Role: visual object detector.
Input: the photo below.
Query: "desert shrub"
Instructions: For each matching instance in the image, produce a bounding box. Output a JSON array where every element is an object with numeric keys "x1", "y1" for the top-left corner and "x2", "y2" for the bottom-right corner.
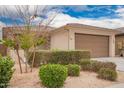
[
  {"x1": 90, "y1": 60, "x2": 102, "y2": 72},
  {"x1": 90, "y1": 61, "x2": 116, "y2": 72},
  {"x1": 39, "y1": 64, "x2": 68, "y2": 88},
  {"x1": 98, "y1": 68, "x2": 117, "y2": 81},
  {"x1": 102, "y1": 62, "x2": 116, "y2": 71},
  {"x1": 66, "y1": 64, "x2": 80, "y2": 76},
  {"x1": 29, "y1": 50, "x2": 90, "y2": 67},
  {"x1": 80, "y1": 59, "x2": 91, "y2": 71},
  {"x1": 0, "y1": 56, "x2": 14, "y2": 88}
]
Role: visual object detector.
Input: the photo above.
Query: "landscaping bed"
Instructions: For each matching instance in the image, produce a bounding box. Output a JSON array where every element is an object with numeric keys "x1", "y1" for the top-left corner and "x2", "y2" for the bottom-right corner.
[
  {"x1": 7, "y1": 50, "x2": 124, "y2": 88},
  {"x1": 9, "y1": 62, "x2": 124, "y2": 88}
]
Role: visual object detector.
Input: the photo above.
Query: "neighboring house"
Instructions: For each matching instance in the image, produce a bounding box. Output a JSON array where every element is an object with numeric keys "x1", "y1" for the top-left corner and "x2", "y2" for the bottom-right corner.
[
  {"x1": 2, "y1": 26, "x2": 55, "y2": 50},
  {"x1": 1, "y1": 23, "x2": 124, "y2": 58},
  {"x1": 0, "y1": 26, "x2": 54, "y2": 56}
]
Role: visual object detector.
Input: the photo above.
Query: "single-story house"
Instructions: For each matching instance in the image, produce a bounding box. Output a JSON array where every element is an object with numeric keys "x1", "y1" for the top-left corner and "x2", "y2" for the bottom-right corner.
[
  {"x1": 51, "y1": 23, "x2": 121, "y2": 57},
  {"x1": 1, "y1": 23, "x2": 124, "y2": 58}
]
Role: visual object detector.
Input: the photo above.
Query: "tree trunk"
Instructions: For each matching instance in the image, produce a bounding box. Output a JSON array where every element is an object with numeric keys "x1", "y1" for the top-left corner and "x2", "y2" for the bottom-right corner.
[
  {"x1": 30, "y1": 47, "x2": 36, "y2": 72},
  {"x1": 16, "y1": 49, "x2": 23, "y2": 74},
  {"x1": 24, "y1": 50, "x2": 29, "y2": 73},
  {"x1": 25, "y1": 62, "x2": 28, "y2": 73}
]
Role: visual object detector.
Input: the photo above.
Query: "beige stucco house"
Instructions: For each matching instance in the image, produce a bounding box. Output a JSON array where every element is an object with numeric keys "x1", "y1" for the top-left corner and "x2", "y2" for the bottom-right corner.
[
  {"x1": 1, "y1": 23, "x2": 124, "y2": 58},
  {"x1": 51, "y1": 23, "x2": 121, "y2": 57}
]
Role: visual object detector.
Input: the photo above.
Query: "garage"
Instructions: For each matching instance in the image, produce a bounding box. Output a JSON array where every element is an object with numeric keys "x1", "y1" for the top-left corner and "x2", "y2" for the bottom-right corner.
[{"x1": 75, "y1": 33, "x2": 109, "y2": 57}]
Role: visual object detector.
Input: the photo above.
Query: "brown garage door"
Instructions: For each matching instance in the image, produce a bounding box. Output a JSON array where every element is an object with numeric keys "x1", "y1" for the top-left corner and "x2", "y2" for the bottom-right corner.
[{"x1": 75, "y1": 33, "x2": 109, "y2": 57}]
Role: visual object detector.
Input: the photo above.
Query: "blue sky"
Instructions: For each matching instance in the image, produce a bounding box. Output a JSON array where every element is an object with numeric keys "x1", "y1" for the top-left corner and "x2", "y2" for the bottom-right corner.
[
  {"x1": 1, "y1": 5, "x2": 124, "y2": 29},
  {"x1": 62, "y1": 5, "x2": 119, "y2": 18}
]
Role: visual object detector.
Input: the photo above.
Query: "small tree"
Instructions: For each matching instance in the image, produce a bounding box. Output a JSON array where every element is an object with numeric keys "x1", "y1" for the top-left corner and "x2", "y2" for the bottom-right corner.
[
  {"x1": 18, "y1": 30, "x2": 46, "y2": 72},
  {"x1": 18, "y1": 32, "x2": 34, "y2": 72}
]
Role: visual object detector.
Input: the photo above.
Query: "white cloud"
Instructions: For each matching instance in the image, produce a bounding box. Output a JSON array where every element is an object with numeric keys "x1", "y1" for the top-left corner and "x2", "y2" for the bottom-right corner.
[
  {"x1": 1, "y1": 5, "x2": 124, "y2": 29},
  {"x1": 45, "y1": 12, "x2": 124, "y2": 29},
  {"x1": 116, "y1": 7, "x2": 124, "y2": 18},
  {"x1": 116, "y1": 8, "x2": 124, "y2": 13},
  {"x1": 0, "y1": 21, "x2": 5, "y2": 28},
  {"x1": 0, "y1": 5, "x2": 57, "y2": 18}
]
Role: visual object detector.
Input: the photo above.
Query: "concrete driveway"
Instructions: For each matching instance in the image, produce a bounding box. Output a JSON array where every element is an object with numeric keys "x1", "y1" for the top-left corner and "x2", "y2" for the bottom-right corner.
[{"x1": 92, "y1": 57, "x2": 124, "y2": 71}]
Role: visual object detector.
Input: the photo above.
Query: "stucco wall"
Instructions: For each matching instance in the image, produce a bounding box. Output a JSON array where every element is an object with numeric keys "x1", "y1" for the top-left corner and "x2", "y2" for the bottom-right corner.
[{"x1": 51, "y1": 30, "x2": 69, "y2": 50}]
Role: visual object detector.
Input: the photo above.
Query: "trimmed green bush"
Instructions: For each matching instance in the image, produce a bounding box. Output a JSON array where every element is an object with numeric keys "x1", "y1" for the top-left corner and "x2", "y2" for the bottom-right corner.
[
  {"x1": 0, "y1": 56, "x2": 14, "y2": 88},
  {"x1": 80, "y1": 59, "x2": 91, "y2": 71},
  {"x1": 29, "y1": 50, "x2": 90, "y2": 67},
  {"x1": 98, "y1": 68, "x2": 117, "y2": 81},
  {"x1": 39, "y1": 64, "x2": 68, "y2": 88},
  {"x1": 90, "y1": 61, "x2": 116, "y2": 72},
  {"x1": 66, "y1": 64, "x2": 80, "y2": 76}
]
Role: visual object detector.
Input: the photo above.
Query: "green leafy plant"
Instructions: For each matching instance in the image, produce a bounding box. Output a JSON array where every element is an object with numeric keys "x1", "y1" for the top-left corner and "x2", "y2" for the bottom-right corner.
[
  {"x1": 98, "y1": 68, "x2": 117, "y2": 81},
  {"x1": 80, "y1": 59, "x2": 91, "y2": 71},
  {"x1": 0, "y1": 55, "x2": 14, "y2": 88},
  {"x1": 18, "y1": 33, "x2": 34, "y2": 50},
  {"x1": 66, "y1": 64, "x2": 80, "y2": 76},
  {"x1": 39, "y1": 64, "x2": 68, "y2": 88},
  {"x1": 0, "y1": 39, "x2": 15, "y2": 48},
  {"x1": 36, "y1": 37, "x2": 46, "y2": 46}
]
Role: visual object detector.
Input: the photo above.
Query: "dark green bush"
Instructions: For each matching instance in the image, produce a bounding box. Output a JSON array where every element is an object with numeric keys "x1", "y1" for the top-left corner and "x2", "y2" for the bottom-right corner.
[
  {"x1": 90, "y1": 61, "x2": 116, "y2": 72},
  {"x1": 29, "y1": 50, "x2": 90, "y2": 67},
  {"x1": 0, "y1": 56, "x2": 14, "y2": 88},
  {"x1": 80, "y1": 59, "x2": 91, "y2": 71},
  {"x1": 66, "y1": 64, "x2": 80, "y2": 76},
  {"x1": 90, "y1": 60, "x2": 102, "y2": 72},
  {"x1": 39, "y1": 64, "x2": 68, "y2": 88},
  {"x1": 98, "y1": 68, "x2": 117, "y2": 81}
]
